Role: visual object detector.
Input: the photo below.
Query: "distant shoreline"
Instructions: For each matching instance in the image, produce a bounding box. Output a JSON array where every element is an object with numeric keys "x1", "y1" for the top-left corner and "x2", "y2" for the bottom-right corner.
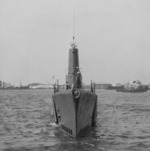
[{"x1": 0, "y1": 88, "x2": 53, "y2": 90}]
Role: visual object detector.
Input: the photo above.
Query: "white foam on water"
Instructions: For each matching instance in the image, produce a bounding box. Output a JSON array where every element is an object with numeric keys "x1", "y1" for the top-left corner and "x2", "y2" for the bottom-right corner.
[{"x1": 49, "y1": 122, "x2": 58, "y2": 127}]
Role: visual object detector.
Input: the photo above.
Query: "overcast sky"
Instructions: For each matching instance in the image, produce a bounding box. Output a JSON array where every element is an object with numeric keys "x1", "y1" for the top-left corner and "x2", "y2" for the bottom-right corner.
[{"x1": 0, "y1": 0, "x2": 150, "y2": 85}]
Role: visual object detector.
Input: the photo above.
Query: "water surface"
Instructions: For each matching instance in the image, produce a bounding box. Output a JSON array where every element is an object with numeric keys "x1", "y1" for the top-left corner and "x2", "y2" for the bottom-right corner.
[{"x1": 0, "y1": 89, "x2": 150, "y2": 151}]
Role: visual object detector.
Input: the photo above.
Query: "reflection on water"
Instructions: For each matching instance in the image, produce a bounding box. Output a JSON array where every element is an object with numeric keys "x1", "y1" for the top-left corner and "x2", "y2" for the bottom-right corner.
[{"x1": 1, "y1": 89, "x2": 150, "y2": 151}]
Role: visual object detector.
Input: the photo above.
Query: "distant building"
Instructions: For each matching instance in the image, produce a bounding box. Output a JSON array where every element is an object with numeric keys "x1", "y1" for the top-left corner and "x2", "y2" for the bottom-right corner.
[
  {"x1": 1, "y1": 82, "x2": 12, "y2": 88},
  {"x1": 28, "y1": 83, "x2": 53, "y2": 89},
  {"x1": 95, "y1": 83, "x2": 112, "y2": 89},
  {"x1": 115, "y1": 83, "x2": 122, "y2": 87},
  {"x1": 83, "y1": 85, "x2": 91, "y2": 89}
]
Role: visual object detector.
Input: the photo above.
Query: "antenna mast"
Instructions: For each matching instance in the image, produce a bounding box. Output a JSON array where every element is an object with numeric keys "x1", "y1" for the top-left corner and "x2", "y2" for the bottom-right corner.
[{"x1": 73, "y1": 7, "x2": 75, "y2": 44}]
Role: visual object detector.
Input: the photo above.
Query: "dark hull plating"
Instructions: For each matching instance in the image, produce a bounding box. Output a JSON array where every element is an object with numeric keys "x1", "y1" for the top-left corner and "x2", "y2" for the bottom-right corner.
[{"x1": 52, "y1": 90, "x2": 97, "y2": 138}]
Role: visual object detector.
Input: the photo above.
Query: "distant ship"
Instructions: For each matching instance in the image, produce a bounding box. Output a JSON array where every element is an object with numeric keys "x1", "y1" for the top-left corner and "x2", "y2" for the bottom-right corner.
[
  {"x1": 52, "y1": 38, "x2": 97, "y2": 138},
  {"x1": 116, "y1": 80, "x2": 148, "y2": 93}
]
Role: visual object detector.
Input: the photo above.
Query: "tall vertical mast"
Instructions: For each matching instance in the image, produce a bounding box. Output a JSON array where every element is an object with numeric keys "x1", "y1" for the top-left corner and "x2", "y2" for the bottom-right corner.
[{"x1": 65, "y1": 5, "x2": 82, "y2": 89}]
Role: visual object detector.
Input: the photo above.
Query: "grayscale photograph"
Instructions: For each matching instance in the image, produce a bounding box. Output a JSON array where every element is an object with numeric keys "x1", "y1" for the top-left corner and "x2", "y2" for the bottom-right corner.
[{"x1": 0, "y1": 0, "x2": 150, "y2": 151}]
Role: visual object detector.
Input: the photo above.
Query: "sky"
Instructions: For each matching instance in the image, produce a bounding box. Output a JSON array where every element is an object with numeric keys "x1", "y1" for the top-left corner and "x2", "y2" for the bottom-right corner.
[{"x1": 0, "y1": 0, "x2": 150, "y2": 85}]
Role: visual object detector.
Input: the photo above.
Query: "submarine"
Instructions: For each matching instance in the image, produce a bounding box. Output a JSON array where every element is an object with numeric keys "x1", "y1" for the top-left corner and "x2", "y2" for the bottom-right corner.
[{"x1": 52, "y1": 37, "x2": 97, "y2": 138}]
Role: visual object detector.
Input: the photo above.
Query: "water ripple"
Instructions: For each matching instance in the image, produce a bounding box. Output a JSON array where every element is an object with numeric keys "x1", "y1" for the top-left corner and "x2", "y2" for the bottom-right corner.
[{"x1": 1, "y1": 89, "x2": 150, "y2": 151}]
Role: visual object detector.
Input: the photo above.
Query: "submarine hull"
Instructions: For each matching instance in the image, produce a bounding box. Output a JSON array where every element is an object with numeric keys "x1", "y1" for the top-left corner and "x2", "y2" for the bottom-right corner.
[{"x1": 52, "y1": 89, "x2": 97, "y2": 138}]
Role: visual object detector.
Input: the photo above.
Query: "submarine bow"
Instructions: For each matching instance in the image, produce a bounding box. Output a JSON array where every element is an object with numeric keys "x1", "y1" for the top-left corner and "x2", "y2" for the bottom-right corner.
[{"x1": 52, "y1": 40, "x2": 97, "y2": 138}]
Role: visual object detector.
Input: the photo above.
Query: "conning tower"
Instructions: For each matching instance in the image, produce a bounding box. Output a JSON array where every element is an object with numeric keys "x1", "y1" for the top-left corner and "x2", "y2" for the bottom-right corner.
[{"x1": 66, "y1": 37, "x2": 82, "y2": 89}]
